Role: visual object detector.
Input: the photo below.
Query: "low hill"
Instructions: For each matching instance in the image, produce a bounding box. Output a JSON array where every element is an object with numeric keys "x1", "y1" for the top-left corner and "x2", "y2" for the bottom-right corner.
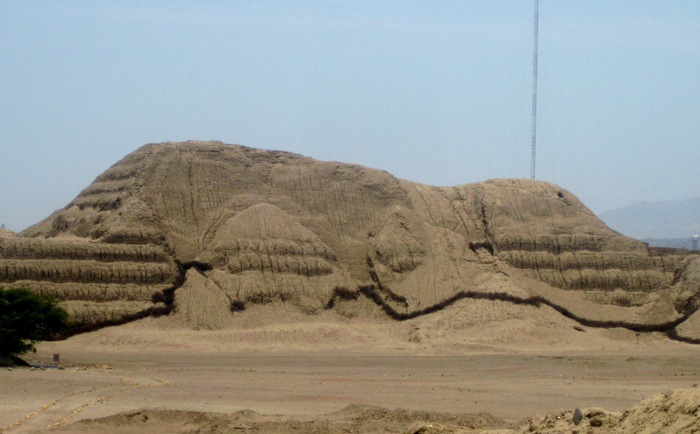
[
  {"x1": 600, "y1": 197, "x2": 700, "y2": 239},
  {"x1": 643, "y1": 237, "x2": 699, "y2": 250},
  {"x1": 1, "y1": 141, "x2": 699, "y2": 345}
]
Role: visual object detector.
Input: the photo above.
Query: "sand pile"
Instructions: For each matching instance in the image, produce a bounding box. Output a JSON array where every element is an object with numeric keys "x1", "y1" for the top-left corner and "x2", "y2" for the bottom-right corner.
[
  {"x1": 52, "y1": 406, "x2": 509, "y2": 434},
  {"x1": 1, "y1": 141, "x2": 698, "y2": 343},
  {"x1": 520, "y1": 384, "x2": 700, "y2": 433},
  {"x1": 46, "y1": 385, "x2": 700, "y2": 434}
]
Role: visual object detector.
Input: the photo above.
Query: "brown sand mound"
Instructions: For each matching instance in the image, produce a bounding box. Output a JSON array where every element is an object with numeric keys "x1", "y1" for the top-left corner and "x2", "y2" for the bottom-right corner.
[
  {"x1": 44, "y1": 385, "x2": 700, "y2": 434},
  {"x1": 49, "y1": 405, "x2": 509, "y2": 434},
  {"x1": 520, "y1": 384, "x2": 700, "y2": 433},
  {"x1": 1, "y1": 141, "x2": 698, "y2": 344}
]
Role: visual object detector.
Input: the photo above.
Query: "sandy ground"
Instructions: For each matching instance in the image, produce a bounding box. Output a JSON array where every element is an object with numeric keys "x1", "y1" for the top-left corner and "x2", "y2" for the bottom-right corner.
[{"x1": 2, "y1": 338, "x2": 700, "y2": 433}]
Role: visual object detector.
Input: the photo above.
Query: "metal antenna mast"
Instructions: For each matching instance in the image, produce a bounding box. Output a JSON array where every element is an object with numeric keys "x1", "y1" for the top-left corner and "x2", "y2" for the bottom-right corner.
[{"x1": 530, "y1": 0, "x2": 539, "y2": 179}]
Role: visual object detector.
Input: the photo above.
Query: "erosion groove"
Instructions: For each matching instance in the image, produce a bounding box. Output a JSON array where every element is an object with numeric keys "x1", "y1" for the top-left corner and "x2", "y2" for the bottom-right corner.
[
  {"x1": 352, "y1": 283, "x2": 700, "y2": 344},
  {"x1": 324, "y1": 287, "x2": 361, "y2": 309},
  {"x1": 366, "y1": 257, "x2": 408, "y2": 306},
  {"x1": 357, "y1": 284, "x2": 540, "y2": 320},
  {"x1": 468, "y1": 240, "x2": 494, "y2": 255}
]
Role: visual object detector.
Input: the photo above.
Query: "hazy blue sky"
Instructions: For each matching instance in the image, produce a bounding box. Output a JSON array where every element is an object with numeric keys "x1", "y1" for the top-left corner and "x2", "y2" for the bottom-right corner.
[{"x1": 1, "y1": 1, "x2": 699, "y2": 231}]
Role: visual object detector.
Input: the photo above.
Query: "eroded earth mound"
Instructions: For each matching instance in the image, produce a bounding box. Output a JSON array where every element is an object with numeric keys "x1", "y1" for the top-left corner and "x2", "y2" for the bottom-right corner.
[{"x1": 1, "y1": 141, "x2": 699, "y2": 341}]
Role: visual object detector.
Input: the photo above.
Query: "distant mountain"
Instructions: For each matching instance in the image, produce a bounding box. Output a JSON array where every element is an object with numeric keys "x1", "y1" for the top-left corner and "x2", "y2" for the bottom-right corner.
[
  {"x1": 599, "y1": 197, "x2": 700, "y2": 240},
  {"x1": 642, "y1": 237, "x2": 699, "y2": 250}
]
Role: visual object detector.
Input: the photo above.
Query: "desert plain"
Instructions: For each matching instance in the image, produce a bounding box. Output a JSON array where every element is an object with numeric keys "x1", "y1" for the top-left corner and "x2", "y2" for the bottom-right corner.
[{"x1": 2, "y1": 308, "x2": 700, "y2": 433}]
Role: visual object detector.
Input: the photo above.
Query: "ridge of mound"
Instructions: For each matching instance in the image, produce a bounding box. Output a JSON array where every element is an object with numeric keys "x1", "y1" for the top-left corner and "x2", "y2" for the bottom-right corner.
[{"x1": 1, "y1": 141, "x2": 699, "y2": 344}]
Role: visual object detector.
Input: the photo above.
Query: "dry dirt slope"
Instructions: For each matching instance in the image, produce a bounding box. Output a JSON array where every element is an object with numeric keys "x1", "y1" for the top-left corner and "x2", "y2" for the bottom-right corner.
[{"x1": 1, "y1": 141, "x2": 699, "y2": 342}]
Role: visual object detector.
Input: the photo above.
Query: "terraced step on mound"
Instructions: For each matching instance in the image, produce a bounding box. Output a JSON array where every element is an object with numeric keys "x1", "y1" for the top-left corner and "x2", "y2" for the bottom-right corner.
[{"x1": 0, "y1": 238, "x2": 178, "y2": 326}]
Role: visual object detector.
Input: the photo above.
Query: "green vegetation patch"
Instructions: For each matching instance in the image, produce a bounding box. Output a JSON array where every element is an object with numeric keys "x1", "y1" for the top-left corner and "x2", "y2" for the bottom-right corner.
[{"x1": 0, "y1": 288, "x2": 68, "y2": 358}]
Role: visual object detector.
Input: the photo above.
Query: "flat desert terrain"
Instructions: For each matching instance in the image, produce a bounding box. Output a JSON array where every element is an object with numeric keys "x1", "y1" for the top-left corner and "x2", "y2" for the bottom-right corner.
[{"x1": 3, "y1": 316, "x2": 700, "y2": 434}]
